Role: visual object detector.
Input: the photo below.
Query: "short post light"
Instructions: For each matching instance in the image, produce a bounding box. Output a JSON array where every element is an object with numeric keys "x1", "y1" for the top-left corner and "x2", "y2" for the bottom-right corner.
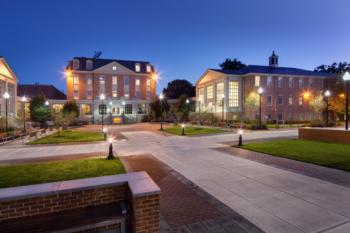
[
  {"x1": 21, "y1": 96, "x2": 27, "y2": 133},
  {"x1": 100, "y1": 94, "x2": 105, "y2": 130},
  {"x1": 324, "y1": 90, "x2": 331, "y2": 127},
  {"x1": 343, "y1": 71, "x2": 350, "y2": 130},
  {"x1": 181, "y1": 123, "x2": 185, "y2": 135},
  {"x1": 238, "y1": 129, "x2": 243, "y2": 146},
  {"x1": 45, "y1": 100, "x2": 49, "y2": 106},
  {"x1": 122, "y1": 101, "x2": 126, "y2": 124},
  {"x1": 257, "y1": 87, "x2": 264, "y2": 128},
  {"x1": 159, "y1": 94, "x2": 164, "y2": 130},
  {"x1": 3, "y1": 92, "x2": 10, "y2": 132},
  {"x1": 102, "y1": 127, "x2": 108, "y2": 140},
  {"x1": 107, "y1": 137, "x2": 115, "y2": 160}
]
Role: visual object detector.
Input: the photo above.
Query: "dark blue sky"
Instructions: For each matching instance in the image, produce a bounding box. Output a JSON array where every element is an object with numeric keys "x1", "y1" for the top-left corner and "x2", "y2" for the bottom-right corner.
[{"x1": 1, "y1": 0, "x2": 350, "y2": 93}]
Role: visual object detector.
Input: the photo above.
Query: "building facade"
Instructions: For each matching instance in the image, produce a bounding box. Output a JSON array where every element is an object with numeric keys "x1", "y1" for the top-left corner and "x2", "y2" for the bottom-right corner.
[
  {"x1": 66, "y1": 57, "x2": 157, "y2": 123},
  {"x1": 196, "y1": 52, "x2": 331, "y2": 123},
  {"x1": 0, "y1": 57, "x2": 17, "y2": 117}
]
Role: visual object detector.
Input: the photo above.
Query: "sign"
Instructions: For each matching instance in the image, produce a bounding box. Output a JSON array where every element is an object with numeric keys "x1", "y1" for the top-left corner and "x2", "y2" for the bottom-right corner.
[
  {"x1": 99, "y1": 104, "x2": 107, "y2": 115},
  {"x1": 113, "y1": 117, "x2": 122, "y2": 124}
]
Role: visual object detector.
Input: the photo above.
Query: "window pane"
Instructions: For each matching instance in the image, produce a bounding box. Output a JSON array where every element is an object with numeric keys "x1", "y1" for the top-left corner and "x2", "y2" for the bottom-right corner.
[{"x1": 229, "y1": 81, "x2": 239, "y2": 107}]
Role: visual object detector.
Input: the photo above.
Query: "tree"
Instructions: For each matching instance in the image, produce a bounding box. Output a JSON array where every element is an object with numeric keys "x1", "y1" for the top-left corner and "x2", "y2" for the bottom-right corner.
[
  {"x1": 150, "y1": 99, "x2": 170, "y2": 121},
  {"x1": 309, "y1": 92, "x2": 326, "y2": 120},
  {"x1": 51, "y1": 112, "x2": 75, "y2": 136},
  {"x1": 314, "y1": 62, "x2": 350, "y2": 74},
  {"x1": 219, "y1": 58, "x2": 246, "y2": 70},
  {"x1": 171, "y1": 95, "x2": 194, "y2": 123},
  {"x1": 163, "y1": 79, "x2": 195, "y2": 99},
  {"x1": 29, "y1": 95, "x2": 51, "y2": 125},
  {"x1": 63, "y1": 101, "x2": 80, "y2": 117},
  {"x1": 244, "y1": 92, "x2": 259, "y2": 120}
]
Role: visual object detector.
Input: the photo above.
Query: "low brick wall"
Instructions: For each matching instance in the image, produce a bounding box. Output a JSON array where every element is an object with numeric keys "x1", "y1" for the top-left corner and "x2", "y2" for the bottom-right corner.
[
  {"x1": 299, "y1": 127, "x2": 350, "y2": 144},
  {"x1": 0, "y1": 172, "x2": 160, "y2": 233}
]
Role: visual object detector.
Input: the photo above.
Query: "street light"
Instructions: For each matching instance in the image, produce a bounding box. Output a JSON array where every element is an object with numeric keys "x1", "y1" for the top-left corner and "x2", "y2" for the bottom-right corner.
[
  {"x1": 100, "y1": 94, "x2": 105, "y2": 131},
  {"x1": 3, "y1": 92, "x2": 10, "y2": 132},
  {"x1": 181, "y1": 123, "x2": 185, "y2": 135},
  {"x1": 21, "y1": 96, "x2": 27, "y2": 133},
  {"x1": 159, "y1": 94, "x2": 164, "y2": 130},
  {"x1": 45, "y1": 100, "x2": 49, "y2": 106},
  {"x1": 343, "y1": 71, "x2": 350, "y2": 130},
  {"x1": 257, "y1": 87, "x2": 264, "y2": 128},
  {"x1": 324, "y1": 90, "x2": 331, "y2": 127},
  {"x1": 238, "y1": 129, "x2": 243, "y2": 146},
  {"x1": 102, "y1": 127, "x2": 108, "y2": 140},
  {"x1": 122, "y1": 101, "x2": 126, "y2": 124},
  {"x1": 107, "y1": 136, "x2": 115, "y2": 160}
]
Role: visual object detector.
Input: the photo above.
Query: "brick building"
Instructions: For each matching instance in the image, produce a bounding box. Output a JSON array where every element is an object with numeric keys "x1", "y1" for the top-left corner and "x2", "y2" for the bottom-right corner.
[
  {"x1": 65, "y1": 57, "x2": 157, "y2": 123},
  {"x1": 196, "y1": 52, "x2": 332, "y2": 123}
]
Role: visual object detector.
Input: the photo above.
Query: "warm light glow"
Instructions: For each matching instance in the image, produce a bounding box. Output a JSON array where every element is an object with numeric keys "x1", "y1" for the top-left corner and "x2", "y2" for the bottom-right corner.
[
  {"x1": 303, "y1": 92, "x2": 311, "y2": 100},
  {"x1": 64, "y1": 69, "x2": 72, "y2": 77},
  {"x1": 343, "y1": 71, "x2": 350, "y2": 81},
  {"x1": 181, "y1": 123, "x2": 185, "y2": 128},
  {"x1": 21, "y1": 96, "x2": 27, "y2": 102},
  {"x1": 238, "y1": 129, "x2": 243, "y2": 135},
  {"x1": 108, "y1": 137, "x2": 114, "y2": 144},
  {"x1": 258, "y1": 87, "x2": 264, "y2": 94},
  {"x1": 325, "y1": 90, "x2": 331, "y2": 97},
  {"x1": 186, "y1": 99, "x2": 190, "y2": 104},
  {"x1": 159, "y1": 93, "x2": 164, "y2": 100},
  {"x1": 100, "y1": 93, "x2": 105, "y2": 100},
  {"x1": 3, "y1": 92, "x2": 9, "y2": 99},
  {"x1": 102, "y1": 128, "x2": 108, "y2": 133},
  {"x1": 152, "y1": 72, "x2": 159, "y2": 81},
  {"x1": 45, "y1": 100, "x2": 49, "y2": 106},
  {"x1": 340, "y1": 93, "x2": 345, "y2": 99}
]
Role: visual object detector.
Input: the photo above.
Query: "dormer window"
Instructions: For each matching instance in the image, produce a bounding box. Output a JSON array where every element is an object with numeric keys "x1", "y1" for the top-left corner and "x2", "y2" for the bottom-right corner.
[
  {"x1": 86, "y1": 60, "x2": 93, "y2": 70},
  {"x1": 112, "y1": 65, "x2": 117, "y2": 71},
  {"x1": 135, "y1": 63, "x2": 141, "y2": 72},
  {"x1": 146, "y1": 64, "x2": 152, "y2": 73},
  {"x1": 72, "y1": 59, "x2": 80, "y2": 70}
]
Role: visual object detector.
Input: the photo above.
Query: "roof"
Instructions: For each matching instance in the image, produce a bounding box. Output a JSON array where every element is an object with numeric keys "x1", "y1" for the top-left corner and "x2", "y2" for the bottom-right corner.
[
  {"x1": 209, "y1": 65, "x2": 332, "y2": 78},
  {"x1": 67, "y1": 57, "x2": 154, "y2": 74},
  {"x1": 17, "y1": 84, "x2": 66, "y2": 100}
]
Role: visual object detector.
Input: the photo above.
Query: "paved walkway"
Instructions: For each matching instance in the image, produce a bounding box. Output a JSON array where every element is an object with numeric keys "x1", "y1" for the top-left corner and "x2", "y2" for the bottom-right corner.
[{"x1": 114, "y1": 131, "x2": 350, "y2": 233}]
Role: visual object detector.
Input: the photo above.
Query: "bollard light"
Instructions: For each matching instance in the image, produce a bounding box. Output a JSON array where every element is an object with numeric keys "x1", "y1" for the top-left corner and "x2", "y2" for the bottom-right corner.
[
  {"x1": 181, "y1": 123, "x2": 185, "y2": 135},
  {"x1": 102, "y1": 128, "x2": 108, "y2": 140},
  {"x1": 107, "y1": 136, "x2": 115, "y2": 160},
  {"x1": 238, "y1": 129, "x2": 243, "y2": 146}
]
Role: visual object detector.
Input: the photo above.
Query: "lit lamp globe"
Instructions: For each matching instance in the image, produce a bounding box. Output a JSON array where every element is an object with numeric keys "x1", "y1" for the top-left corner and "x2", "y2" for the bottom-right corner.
[
  {"x1": 186, "y1": 99, "x2": 190, "y2": 104},
  {"x1": 21, "y1": 96, "x2": 27, "y2": 102},
  {"x1": 45, "y1": 100, "x2": 49, "y2": 106},
  {"x1": 325, "y1": 90, "x2": 331, "y2": 97},
  {"x1": 258, "y1": 87, "x2": 264, "y2": 95},
  {"x1": 159, "y1": 93, "x2": 164, "y2": 100},
  {"x1": 343, "y1": 71, "x2": 350, "y2": 81},
  {"x1": 3, "y1": 92, "x2": 10, "y2": 99},
  {"x1": 100, "y1": 93, "x2": 106, "y2": 100}
]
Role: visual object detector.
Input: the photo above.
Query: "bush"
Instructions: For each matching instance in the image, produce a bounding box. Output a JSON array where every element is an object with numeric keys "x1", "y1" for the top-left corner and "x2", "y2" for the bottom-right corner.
[
  {"x1": 189, "y1": 112, "x2": 219, "y2": 126},
  {"x1": 141, "y1": 114, "x2": 153, "y2": 122}
]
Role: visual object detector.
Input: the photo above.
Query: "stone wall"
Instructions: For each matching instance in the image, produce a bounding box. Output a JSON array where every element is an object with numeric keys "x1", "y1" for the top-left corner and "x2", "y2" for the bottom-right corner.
[{"x1": 299, "y1": 127, "x2": 350, "y2": 144}]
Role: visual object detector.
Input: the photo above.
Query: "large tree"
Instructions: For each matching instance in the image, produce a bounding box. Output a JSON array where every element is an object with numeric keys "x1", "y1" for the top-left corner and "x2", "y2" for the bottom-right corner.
[
  {"x1": 63, "y1": 101, "x2": 80, "y2": 117},
  {"x1": 219, "y1": 58, "x2": 246, "y2": 70},
  {"x1": 163, "y1": 79, "x2": 195, "y2": 99},
  {"x1": 29, "y1": 95, "x2": 51, "y2": 125}
]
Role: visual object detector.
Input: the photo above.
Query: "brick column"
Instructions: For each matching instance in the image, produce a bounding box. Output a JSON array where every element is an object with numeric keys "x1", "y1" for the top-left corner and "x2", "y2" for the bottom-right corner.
[{"x1": 133, "y1": 194, "x2": 160, "y2": 233}]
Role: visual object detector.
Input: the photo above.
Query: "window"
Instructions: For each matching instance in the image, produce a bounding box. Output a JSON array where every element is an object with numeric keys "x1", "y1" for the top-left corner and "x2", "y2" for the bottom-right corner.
[
  {"x1": 299, "y1": 96, "x2": 303, "y2": 106},
  {"x1": 299, "y1": 78, "x2": 304, "y2": 88},
  {"x1": 86, "y1": 60, "x2": 93, "y2": 70},
  {"x1": 146, "y1": 64, "x2": 152, "y2": 73},
  {"x1": 99, "y1": 76, "x2": 105, "y2": 95},
  {"x1": 277, "y1": 95, "x2": 283, "y2": 105},
  {"x1": 135, "y1": 78, "x2": 141, "y2": 97},
  {"x1": 112, "y1": 76, "x2": 118, "y2": 98},
  {"x1": 299, "y1": 112, "x2": 304, "y2": 121},
  {"x1": 135, "y1": 63, "x2": 141, "y2": 72},
  {"x1": 86, "y1": 76, "x2": 92, "y2": 99},
  {"x1": 288, "y1": 77, "x2": 293, "y2": 88},
  {"x1": 52, "y1": 104, "x2": 63, "y2": 113},
  {"x1": 198, "y1": 88, "x2": 205, "y2": 110},
  {"x1": 267, "y1": 96, "x2": 272, "y2": 106},
  {"x1": 112, "y1": 107, "x2": 120, "y2": 115},
  {"x1": 216, "y1": 82, "x2": 224, "y2": 110},
  {"x1": 125, "y1": 104, "x2": 132, "y2": 114},
  {"x1": 72, "y1": 59, "x2": 79, "y2": 69},
  {"x1": 288, "y1": 95, "x2": 293, "y2": 105},
  {"x1": 277, "y1": 77, "x2": 283, "y2": 88},
  {"x1": 228, "y1": 81, "x2": 239, "y2": 107},
  {"x1": 206, "y1": 85, "x2": 214, "y2": 112},
  {"x1": 124, "y1": 76, "x2": 129, "y2": 99},
  {"x1": 138, "y1": 104, "x2": 147, "y2": 114},
  {"x1": 146, "y1": 79, "x2": 151, "y2": 97},
  {"x1": 267, "y1": 76, "x2": 272, "y2": 87},
  {"x1": 255, "y1": 76, "x2": 260, "y2": 87},
  {"x1": 81, "y1": 104, "x2": 92, "y2": 115},
  {"x1": 206, "y1": 85, "x2": 213, "y2": 99},
  {"x1": 73, "y1": 76, "x2": 79, "y2": 100},
  {"x1": 112, "y1": 65, "x2": 117, "y2": 71}
]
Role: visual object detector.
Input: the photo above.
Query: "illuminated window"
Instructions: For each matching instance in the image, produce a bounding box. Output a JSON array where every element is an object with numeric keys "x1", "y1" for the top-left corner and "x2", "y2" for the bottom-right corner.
[
  {"x1": 267, "y1": 96, "x2": 272, "y2": 106},
  {"x1": 228, "y1": 81, "x2": 239, "y2": 107},
  {"x1": 206, "y1": 85, "x2": 214, "y2": 112},
  {"x1": 99, "y1": 76, "x2": 105, "y2": 95},
  {"x1": 138, "y1": 104, "x2": 147, "y2": 114},
  {"x1": 112, "y1": 65, "x2": 117, "y2": 71},
  {"x1": 52, "y1": 104, "x2": 63, "y2": 113},
  {"x1": 135, "y1": 63, "x2": 141, "y2": 72},
  {"x1": 73, "y1": 76, "x2": 79, "y2": 100},
  {"x1": 135, "y1": 78, "x2": 141, "y2": 97},
  {"x1": 255, "y1": 76, "x2": 260, "y2": 87},
  {"x1": 198, "y1": 88, "x2": 204, "y2": 110},
  {"x1": 288, "y1": 77, "x2": 294, "y2": 88},
  {"x1": 146, "y1": 64, "x2": 152, "y2": 73},
  {"x1": 288, "y1": 95, "x2": 293, "y2": 105},
  {"x1": 112, "y1": 76, "x2": 118, "y2": 98},
  {"x1": 81, "y1": 104, "x2": 92, "y2": 115},
  {"x1": 86, "y1": 76, "x2": 92, "y2": 99},
  {"x1": 206, "y1": 85, "x2": 213, "y2": 99},
  {"x1": 299, "y1": 96, "x2": 303, "y2": 106},
  {"x1": 86, "y1": 60, "x2": 93, "y2": 70},
  {"x1": 267, "y1": 76, "x2": 272, "y2": 87},
  {"x1": 124, "y1": 76, "x2": 129, "y2": 99},
  {"x1": 146, "y1": 79, "x2": 151, "y2": 97},
  {"x1": 216, "y1": 82, "x2": 224, "y2": 110},
  {"x1": 125, "y1": 104, "x2": 132, "y2": 114},
  {"x1": 277, "y1": 77, "x2": 283, "y2": 88}
]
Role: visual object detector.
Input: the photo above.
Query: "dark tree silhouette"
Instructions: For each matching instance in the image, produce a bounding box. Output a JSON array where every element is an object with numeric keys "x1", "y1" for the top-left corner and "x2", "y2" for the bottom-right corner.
[
  {"x1": 314, "y1": 62, "x2": 350, "y2": 74},
  {"x1": 163, "y1": 79, "x2": 195, "y2": 99},
  {"x1": 219, "y1": 58, "x2": 246, "y2": 70}
]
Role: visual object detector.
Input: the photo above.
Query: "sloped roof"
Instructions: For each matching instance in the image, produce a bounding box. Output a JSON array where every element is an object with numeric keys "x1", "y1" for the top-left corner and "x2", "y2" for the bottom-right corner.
[
  {"x1": 209, "y1": 65, "x2": 332, "y2": 78},
  {"x1": 17, "y1": 84, "x2": 66, "y2": 100},
  {"x1": 66, "y1": 57, "x2": 154, "y2": 74}
]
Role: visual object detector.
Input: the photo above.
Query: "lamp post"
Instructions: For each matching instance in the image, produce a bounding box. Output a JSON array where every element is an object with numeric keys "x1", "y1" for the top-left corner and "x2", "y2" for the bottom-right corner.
[
  {"x1": 238, "y1": 129, "x2": 243, "y2": 146},
  {"x1": 107, "y1": 137, "x2": 115, "y2": 160},
  {"x1": 343, "y1": 71, "x2": 350, "y2": 130},
  {"x1": 181, "y1": 123, "x2": 185, "y2": 135},
  {"x1": 102, "y1": 128, "x2": 107, "y2": 140},
  {"x1": 109, "y1": 101, "x2": 112, "y2": 124},
  {"x1": 221, "y1": 96, "x2": 225, "y2": 121},
  {"x1": 122, "y1": 101, "x2": 125, "y2": 124},
  {"x1": 100, "y1": 94, "x2": 105, "y2": 131},
  {"x1": 324, "y1": 90, "x2": 331, "y2": 127},
  {"x1": 21, "y1": 96, "x2": 27, "y2": 133},
  {"x1": 3, "y1": 92, "x2": 10, "y2": 132},
  {"x1": 159, "y1": 94, "x2": 164, "y2": 130},
  {"x1": 257, "y1": 87, "x2": 264, "y2": 128}
]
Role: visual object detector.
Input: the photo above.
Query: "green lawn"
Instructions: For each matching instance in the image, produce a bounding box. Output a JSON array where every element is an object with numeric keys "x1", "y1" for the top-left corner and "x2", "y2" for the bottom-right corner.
[
  {"x1": 241, "y1": 140, "x2": 350, "y2": 171},
  {"x1": 163, "y1": 126, "x2": 224, "y2": 136},
  {"x1": 28, "y1": 130, "x2": 104, "y2": 144},
  {"x1": 0, "y1": 158, "x2": 125, "y2": 188}
]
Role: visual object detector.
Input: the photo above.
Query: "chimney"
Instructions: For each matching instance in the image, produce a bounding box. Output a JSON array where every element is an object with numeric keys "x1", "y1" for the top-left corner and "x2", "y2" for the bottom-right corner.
[{"x1": 269, "y1": 51, "x2": 278, "y2": 67}]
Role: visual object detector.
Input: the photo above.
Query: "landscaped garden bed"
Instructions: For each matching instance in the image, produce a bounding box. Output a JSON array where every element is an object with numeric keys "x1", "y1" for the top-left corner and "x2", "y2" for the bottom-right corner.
[
  {"x1": 0, "y1": 157, "x2": 125, "y2": 188},
  {"x1": 28, "y1": 130, "x2": 104, "y2": 144},
  {"x1": 163, "y1": 125, "x2": 225, "y2": 136},
  {"x1": 241, "y1": 139, "x2": 350, "y2": 172}
]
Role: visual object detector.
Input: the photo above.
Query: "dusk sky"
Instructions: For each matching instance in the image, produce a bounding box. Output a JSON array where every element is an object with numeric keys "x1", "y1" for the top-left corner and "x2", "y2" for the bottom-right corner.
[{"x1": 1, "y1": 0, "x2": 350, "y2": 93}]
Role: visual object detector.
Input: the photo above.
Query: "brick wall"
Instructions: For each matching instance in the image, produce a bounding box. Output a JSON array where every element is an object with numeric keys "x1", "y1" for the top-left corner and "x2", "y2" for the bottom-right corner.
[
  {"x1": 299, "y1": 127, "x2": 350, "y2": 144},
  {"x1": 132, "y1": 194, "x2": 160, "y2": 233}
]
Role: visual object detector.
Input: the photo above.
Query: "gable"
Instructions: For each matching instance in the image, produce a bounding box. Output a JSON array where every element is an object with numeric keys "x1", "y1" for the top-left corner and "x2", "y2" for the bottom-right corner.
[
  {"x1": 0, "y1": 59, "x2": 17, "y2": 81},
  {"x1": 93, "y1": 61, "x2": 136, "y2": 75},
  {"x1": 196, "y1": 70, "x2": 227, "y2": 86}
]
